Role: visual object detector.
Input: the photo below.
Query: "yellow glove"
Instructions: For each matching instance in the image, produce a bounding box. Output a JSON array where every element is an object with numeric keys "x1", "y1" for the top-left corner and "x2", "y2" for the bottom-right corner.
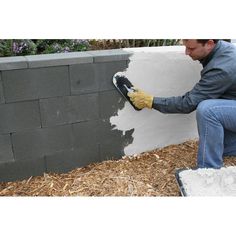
[{"x1": 128, "y1": 89, "x2": 154, "y2": 109}]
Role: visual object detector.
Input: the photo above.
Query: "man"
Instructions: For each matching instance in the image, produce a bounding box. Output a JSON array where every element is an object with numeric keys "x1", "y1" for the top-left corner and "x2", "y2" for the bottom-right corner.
[{"x1": 128, "y1": 39, "x2": 236, "y2": 168}]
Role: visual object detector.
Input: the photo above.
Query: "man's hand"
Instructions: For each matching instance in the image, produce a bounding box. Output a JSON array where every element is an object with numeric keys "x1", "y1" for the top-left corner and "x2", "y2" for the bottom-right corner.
[{"x1": 128, "y1": 89, "x2": 154, "y2": 109}]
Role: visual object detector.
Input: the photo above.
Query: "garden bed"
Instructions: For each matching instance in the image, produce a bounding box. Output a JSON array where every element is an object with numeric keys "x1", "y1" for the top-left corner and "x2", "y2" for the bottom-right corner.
[{"x1": 1, "y1": 140, "x2": 236, "y2": 196}]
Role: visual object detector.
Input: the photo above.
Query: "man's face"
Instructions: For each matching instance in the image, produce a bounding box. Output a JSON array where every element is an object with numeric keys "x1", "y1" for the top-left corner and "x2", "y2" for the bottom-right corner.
[{"x1": 183, "y1": 40, "x2": 214, "y2": 61}]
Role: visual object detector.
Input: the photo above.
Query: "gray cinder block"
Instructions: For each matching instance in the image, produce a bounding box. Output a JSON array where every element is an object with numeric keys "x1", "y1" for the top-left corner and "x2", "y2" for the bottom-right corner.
[
  {"x1": 99, "y1": 90, "x2": 126, "y2": 119},
  {"x1": 0, "y1": 73, "x2": 5, "y2": 104},
  {"x1": 45, "y1": 145, "x2": 100, "y2": 173},
  {"x1": 45, "y1": 120, "x2": 101, "y2": 173},
  {"x1": 12, "y1": 125, "x2": 74, "y2": 160},
  {"x1": 98, "y1": 119, "x2": 134, "y2": 160},
  {"x1": 40, "y1": 94, "x2": 99, "y2": 127},
  {"x1": 99, "y1": 143, "x2": 124, "y2": 160},
  {"x1": 25, "y1": 52, "x2": 93, "y2": 68},
  {"x1": 0, "y1": 157, "x2": 45, "y2": 182},
  {"x1": 69, "y1": 63, "x2": 99, "y2": 95},
  {"x1": 98, "y1": 119, "x2": 124, "y2": 144},
  {"x1": 0, "y1": 134, "x2": 14, "y2": 163},
  {"x1": 2, "y1": 66, "x2": 70, "y2": 102},
  {"x1": 87, "y1": 49, "x2": 131, "y2": 63},
  {"x1": 0, "y1": 100, "x2": 41, "y2": 134},
  {"x1": 94, "y1": 61, "x2": 128, "y2": 92},
  {"x1": 0, "y1": 56, "x2": 28, "y2": 71},
  {"x1": 72, "y1": 120, "x2": 99, "y2": 148}
]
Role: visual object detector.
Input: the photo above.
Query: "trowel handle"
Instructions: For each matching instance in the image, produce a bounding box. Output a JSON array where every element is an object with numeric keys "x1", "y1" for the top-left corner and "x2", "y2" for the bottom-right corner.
[{"x1": 124, "y1": 84, "x2": 135, "y2": 93}]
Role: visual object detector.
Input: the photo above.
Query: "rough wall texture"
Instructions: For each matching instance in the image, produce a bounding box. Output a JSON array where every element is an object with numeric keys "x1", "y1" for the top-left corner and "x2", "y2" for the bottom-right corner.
[{"x1": 0, "y1": 50, "x2": 132, "y2": 181}]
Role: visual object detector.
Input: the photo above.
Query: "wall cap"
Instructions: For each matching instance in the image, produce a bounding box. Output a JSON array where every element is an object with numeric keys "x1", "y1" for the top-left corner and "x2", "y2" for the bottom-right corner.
[{"x1": 0, "y1": 49, "x2": 132, "y2": 70}]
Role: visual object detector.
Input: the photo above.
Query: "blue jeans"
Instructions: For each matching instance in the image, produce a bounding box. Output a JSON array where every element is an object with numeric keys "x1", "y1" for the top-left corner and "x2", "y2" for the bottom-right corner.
[{"x1": 196, "y1": 99, "x2": 236, "y2": 168}]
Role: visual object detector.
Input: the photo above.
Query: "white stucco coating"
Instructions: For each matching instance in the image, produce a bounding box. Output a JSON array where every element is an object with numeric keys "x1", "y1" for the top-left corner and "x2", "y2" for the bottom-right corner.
[{"x1": 110, "y1": 46, "x2": 203, "y2": 155}]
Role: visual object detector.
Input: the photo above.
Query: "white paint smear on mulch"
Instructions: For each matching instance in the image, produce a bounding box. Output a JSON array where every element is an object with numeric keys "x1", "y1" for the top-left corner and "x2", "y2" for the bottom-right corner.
[{"x1": 179, "y1": 166, "x2": 236, "y2": 196}]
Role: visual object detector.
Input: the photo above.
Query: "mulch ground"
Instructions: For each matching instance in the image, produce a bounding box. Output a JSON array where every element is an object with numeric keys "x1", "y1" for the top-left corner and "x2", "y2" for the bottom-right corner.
[{"x1": 1, "y1": 139, "x2": 236, "y2": 197}]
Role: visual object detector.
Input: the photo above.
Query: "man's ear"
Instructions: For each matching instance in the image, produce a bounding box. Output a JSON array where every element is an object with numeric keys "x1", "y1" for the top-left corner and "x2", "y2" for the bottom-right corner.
[{"x1": 206, "y1": 40, "x2": 216, "y2": 50}]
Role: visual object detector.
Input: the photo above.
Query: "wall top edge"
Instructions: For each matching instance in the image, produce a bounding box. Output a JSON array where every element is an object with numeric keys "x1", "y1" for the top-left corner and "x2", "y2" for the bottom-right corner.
[
  {"x1": 0, "y1": 49, "x2": 132, "y2": 71},
  {"x1": 123, "y1": 45, "x2": 185, "y2": 53}
]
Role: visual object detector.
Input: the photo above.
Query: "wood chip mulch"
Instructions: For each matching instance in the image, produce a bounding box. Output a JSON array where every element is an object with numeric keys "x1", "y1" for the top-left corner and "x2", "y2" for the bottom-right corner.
[{"x1": 1, "y1": 139, "x2": 236, "y2": 197}]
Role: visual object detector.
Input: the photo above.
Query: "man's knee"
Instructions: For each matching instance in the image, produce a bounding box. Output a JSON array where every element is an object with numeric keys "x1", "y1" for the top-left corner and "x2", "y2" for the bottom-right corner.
[{"x1": 196, "y1": 100, "x2": 214, "y2": 120}]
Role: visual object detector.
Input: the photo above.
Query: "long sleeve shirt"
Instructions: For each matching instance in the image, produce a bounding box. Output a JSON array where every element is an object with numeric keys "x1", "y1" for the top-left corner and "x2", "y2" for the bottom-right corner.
[{"x1": 152, "y1": 40, "x2": 236, "y2": 113}]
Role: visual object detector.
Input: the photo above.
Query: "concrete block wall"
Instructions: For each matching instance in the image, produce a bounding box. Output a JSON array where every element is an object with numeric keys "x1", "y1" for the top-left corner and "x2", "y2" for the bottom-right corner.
[
  {"x1": 0, "y1": 46, "x2": 203, "y2": 182},
  {"x1": 0, "y1": 50, "x2": 132, "y2": 181}
]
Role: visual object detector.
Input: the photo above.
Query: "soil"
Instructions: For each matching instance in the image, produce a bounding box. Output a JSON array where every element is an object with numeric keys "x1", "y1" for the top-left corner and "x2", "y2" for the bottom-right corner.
[{"x1": 1, "y1": 139, "x2": 236, "y2": 196}]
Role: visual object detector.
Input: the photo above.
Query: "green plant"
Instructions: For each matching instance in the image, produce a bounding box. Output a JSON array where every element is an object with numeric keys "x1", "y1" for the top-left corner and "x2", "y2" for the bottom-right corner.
[
  {"x1": 32, "y1": 39, "x2": 89, "y2": 54},
  {"x1": 0, "y1": 39, "x2": 181, "y2": 57},
  {"x1": 0, "y1": 40, "x2": 13, "y2": 57}
]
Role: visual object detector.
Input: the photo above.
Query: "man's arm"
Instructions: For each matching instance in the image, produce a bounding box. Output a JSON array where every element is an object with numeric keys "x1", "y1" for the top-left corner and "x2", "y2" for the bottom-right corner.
[{"x1": 129, "y1": 68, "x2": 232, "y2": 113}]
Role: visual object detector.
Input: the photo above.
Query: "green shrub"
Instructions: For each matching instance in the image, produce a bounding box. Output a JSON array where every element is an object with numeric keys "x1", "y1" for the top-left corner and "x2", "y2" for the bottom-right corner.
[
  {"x1": 0, "y1": 39, "x2": 90, "y2": 57},
  {"x1": 0, "y1": 39, "x2": 181, "y2": 57}
]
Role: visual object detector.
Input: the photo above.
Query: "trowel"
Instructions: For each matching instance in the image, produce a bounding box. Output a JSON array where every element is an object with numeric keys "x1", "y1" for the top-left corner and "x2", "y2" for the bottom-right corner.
[{"x1": 112, "y1": 72, "x2": 141, "y2": 111}]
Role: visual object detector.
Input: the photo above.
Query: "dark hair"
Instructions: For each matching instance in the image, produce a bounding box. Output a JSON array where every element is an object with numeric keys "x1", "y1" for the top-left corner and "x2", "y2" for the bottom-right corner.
[{"x1": 197, "y1": 39, "x2": 231, "y2": 45}]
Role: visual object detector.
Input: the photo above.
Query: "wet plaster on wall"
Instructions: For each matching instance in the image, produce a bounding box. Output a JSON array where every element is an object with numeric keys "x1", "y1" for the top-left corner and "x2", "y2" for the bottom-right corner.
[{"x1": 110, "y1": 46, "x2": 203, "y2": 155}]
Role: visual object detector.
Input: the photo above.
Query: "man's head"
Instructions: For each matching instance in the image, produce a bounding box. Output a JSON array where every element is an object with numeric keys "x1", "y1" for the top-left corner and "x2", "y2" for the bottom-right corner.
[{"x1": 183, "y1": 39, "x2": 218, "y2": 61}]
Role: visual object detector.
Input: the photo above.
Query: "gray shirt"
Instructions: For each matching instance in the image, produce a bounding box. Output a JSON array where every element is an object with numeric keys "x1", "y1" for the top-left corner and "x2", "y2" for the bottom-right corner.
[{"x1": 152, "y1": 40, "x2": 236, "y2": 113}]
